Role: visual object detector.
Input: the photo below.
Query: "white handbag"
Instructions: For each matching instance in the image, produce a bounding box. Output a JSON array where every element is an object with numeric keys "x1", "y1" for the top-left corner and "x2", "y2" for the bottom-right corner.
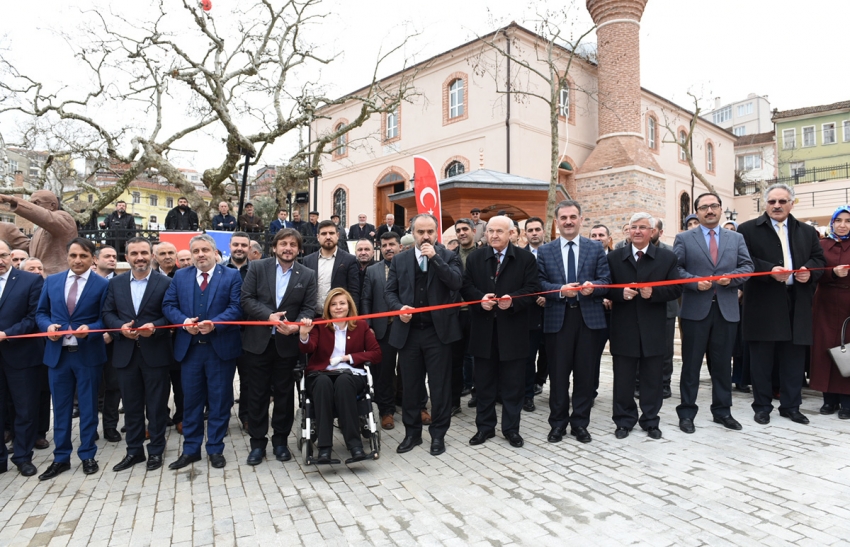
[{"x1": 828, "y1": 317, "x2": 850, "y2": 378}]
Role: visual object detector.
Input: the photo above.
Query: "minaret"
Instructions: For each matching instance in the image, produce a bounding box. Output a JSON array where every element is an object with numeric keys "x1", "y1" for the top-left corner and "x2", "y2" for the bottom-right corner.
[{"x1": 577, "y1": 0, "x2": 665, "y2": 231}]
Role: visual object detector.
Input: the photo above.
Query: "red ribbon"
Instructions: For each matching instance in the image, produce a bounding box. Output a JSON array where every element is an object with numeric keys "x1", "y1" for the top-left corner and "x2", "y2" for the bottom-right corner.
[{"x1": 7, "y1": 265, "x2": 847, "y2": 340}]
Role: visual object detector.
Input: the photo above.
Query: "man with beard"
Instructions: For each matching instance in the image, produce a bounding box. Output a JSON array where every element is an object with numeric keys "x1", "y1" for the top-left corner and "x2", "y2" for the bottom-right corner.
[
  {"x1": 302, "y1": 220, "x2": 360, "y2": 314},
  {"x1": 354, "y1": 238, "x2": 376, "y2": 298},
  {"x1": 101, "y1": 237, "x2": 173, "y2": 472},
  {"x1": 289, "y1": 210, "x2": 305, "y2": 233},
  {"x1": 226, "y1": 232, "x2": 251, "y2": 429},
  {"x1": 240, "y1": 228, "x2": 317, "y2": 464},
  {"x1": 211, "y1": 202, "x2": 237, "y2": 232},
  {"x1": 348, "y1": 213, "x2": 376, "y2": 243},
  {"x1": 164, "y1": 197, "x2": 200, "y2": 231},
  {"x1": 153, "y1": 242, "x2": 183, "y2": 433},
  {"x1": 451, "y1": 219, "x2": 477, "y2": 412},
  {"x1": 100, "y1": 200, "x2": 136, "y2": 260},
  {"x1": 0, "y1": 191, "x2": 78, "y2": 275},
  {"x1": 376, "y1": 214, "x2": 405, "y2": 241},
  {"x1": 93, "y1": 247, "x2": 122, "y2": 444}
]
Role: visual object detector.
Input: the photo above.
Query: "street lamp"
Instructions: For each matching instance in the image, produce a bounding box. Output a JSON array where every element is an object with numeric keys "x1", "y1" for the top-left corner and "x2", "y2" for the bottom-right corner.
[{"x1": 724, "y1": 208, "x2": 738, "y2": 221}]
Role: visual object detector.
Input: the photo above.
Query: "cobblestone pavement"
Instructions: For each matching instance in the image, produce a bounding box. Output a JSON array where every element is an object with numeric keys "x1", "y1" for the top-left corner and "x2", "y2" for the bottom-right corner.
[{"x1": 1, "y1": 355, "x2": 849, "y2": 546}]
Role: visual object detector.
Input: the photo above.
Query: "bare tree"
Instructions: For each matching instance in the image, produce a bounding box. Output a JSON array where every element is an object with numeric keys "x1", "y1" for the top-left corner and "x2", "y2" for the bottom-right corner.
[
  {"x1": 470, "y1": 8, "x2": 595, "y2": 232},
  {"x1": 657, "y1": 91, "x2": 718, "y2": 195},
  {"x1": 1, "y1": 0, "x2": 416, "y2": 226}
]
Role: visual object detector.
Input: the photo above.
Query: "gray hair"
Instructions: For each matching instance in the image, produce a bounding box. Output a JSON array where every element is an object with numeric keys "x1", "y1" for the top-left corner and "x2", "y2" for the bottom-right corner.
[
  {"x1": 20, "y1": 257, "x2": 43, "y2": 269},
  {"x1": 629, "y1": 212, "x2": 653, "y2": 225},
  {"x1": 764, "y1": 182, "x2": 795, "y2": 202},
  {"x1": 486, "y1": 215, "x2": 514, "y2": 231},
  {"x1": 189, "y1": 234, "x2": 217, "y2": 251}
]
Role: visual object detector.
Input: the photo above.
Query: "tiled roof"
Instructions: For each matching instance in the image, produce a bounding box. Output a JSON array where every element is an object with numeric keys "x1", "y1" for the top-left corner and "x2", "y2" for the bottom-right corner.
[
  {"x1": 734, "y1": 132, "x2": 774, "y2": 147},
  {"x1": 772, "y1": 100, "x2": 850, "y2": 120}
]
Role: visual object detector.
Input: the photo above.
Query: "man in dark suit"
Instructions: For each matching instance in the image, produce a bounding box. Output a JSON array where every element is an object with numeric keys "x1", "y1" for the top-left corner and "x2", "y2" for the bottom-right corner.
[
  {"x1": 738, "y1": 183, "x2": 825, "y2": 425},
  {"x1": 302, "y1": 220, "x2": 360, "y2": 313},
  {"x1": 674, "y1": 193, "x2": 754, "y2": 434},
  {"x1": 376, "y1": 214, "x2": 405, "y2": 241},
  {"x1": 299, "y1": 211, "x2": 320, "y2": 255},
  {"x1": 354, "y1": 239, "x2": 376, "y2": 298},
  {"x1": 348, "y1": 213, "x2": 377, "y2": 243},
  {"x1": 162, "y1": 234, "x2": 244, "y2": 470},
  {"x1": 522, "y1": 217, "x2": 547, "y2": 411},
  {"x1": 361, "y1": 231, "x2": 402, "y2": 429},
  {"x1": 36, "y1": 237, "x2": 109, "y2": 479},
  {"x1": 102, "y1": 237, "x2": 174, "y2": 472},
  {"x1": 240, "y1": 228, "x2": 317, "y2": 465},
  {"x1": 385, "y1": 213, "x2": 463, "y2": 456},
  {"x1": 537, "y1": 201, "x2": 611, "y2": 444},
  {"x1": 462, "y1": 216, "x2": 539, "y2": 448},
  {"x1": 268, "y1": 209, "x2": 293, "y2": 235},
  {"x1": 607, "y1": 213, "x2": 682, "y2": 440},
  {"x1": 0, "y1": 240, "x2": 45, "y2": 476}
]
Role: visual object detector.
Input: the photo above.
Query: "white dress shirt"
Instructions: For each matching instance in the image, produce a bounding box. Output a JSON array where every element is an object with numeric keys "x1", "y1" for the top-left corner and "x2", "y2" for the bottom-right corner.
[
  {"x1": 0, "y1": 271, "x2": 9, "y2": 301},
  {"x1": 316, "y1": 251, "x2": 336, "y2": 310},
  {"x1": 326, "y1": 324, "x2": 365, "y2": 376},
  {"x1": 196, "y1": 266, "x2": 214, "y2": 287}
]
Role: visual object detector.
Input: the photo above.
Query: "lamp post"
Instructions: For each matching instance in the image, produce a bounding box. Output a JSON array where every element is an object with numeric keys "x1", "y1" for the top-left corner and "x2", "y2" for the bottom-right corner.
[{"x1": 724, "y1": 207, "x2": 738, "y2": 221}]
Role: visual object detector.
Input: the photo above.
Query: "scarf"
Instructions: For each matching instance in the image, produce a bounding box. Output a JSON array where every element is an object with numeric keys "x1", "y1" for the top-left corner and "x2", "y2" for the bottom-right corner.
[{"x1": 827, "y1": 205, "x2": 850, "y2": 241}]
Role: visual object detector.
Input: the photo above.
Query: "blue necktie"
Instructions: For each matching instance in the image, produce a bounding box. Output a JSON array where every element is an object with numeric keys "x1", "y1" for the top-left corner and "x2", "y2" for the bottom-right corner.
[{"x1": 567, "y1": 241, "x2": 576, "y2": 304}]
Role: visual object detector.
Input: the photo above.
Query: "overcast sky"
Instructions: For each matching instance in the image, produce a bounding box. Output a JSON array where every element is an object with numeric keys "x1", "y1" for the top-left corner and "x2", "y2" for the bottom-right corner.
[{"x1": 2, "y1": 0, "x2": 846, "y2": 172}]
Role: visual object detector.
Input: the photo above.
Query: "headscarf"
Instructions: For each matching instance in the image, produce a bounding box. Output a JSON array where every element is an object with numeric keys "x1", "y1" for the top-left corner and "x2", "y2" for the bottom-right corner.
[
  {"x1": 683, "y1": 214, "x2": 698, "y2": 230},
  {"x1": 828, "y1": 205, "x2": 850, "y2": 241},
  {"x1": 723, "y1": 221, "x2": 738, "y2": 231}
]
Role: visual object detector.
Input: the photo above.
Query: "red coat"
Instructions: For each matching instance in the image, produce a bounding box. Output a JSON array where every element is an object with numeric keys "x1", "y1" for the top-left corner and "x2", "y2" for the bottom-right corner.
[
  {"x1": 299, "y1": 319, "x2": 382, "y2": 374},
  {"x1": 810, "y1": 238, "x2": 850, "y2": 394}
]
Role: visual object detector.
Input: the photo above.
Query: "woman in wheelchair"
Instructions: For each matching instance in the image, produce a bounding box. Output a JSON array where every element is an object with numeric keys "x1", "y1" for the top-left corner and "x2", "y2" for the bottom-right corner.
[{"x1": 299, "y1": 288, "x2": 382, "y2": 463}]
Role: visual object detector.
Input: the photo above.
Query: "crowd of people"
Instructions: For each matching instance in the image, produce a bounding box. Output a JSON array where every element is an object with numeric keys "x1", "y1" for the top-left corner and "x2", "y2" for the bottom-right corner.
[{"x1": 0, "y1": 182, "x2": 848, "y2": 480}]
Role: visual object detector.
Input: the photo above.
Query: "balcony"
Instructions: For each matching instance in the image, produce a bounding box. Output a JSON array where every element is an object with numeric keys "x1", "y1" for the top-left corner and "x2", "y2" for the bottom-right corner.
[{"x1": 735, "y1": 162, "x2": 850, "y2": 196}]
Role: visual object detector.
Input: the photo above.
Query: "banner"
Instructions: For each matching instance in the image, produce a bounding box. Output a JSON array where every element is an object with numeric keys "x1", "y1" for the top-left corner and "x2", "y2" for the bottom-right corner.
[
  {"x1": 158, "y1": 231, "x2": 203, "y2": 253},
  {"x1": 413, "y1": 156, "x2": 442, "y2": 242},
  {"x1": 207, "y1": 230, "x2": 234, "y2": 260}
]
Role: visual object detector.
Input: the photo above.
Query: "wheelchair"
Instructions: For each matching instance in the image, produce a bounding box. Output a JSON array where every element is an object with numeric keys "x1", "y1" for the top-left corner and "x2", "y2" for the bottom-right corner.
[{"x1": 294, "y1": 362, "x2": 381, "y2": 465}]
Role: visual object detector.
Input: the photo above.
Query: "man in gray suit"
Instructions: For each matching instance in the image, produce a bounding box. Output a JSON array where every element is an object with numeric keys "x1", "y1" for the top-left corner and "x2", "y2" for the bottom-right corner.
[
  {"x1": 240, "y1": 228, "x2": 317, "y2": 465},
  {"x1": 673, "y1": 193, "x2": 754, "y2": 434},
  {"x1": 361, "y1": 231, "x2": 402, "y2": 430}
]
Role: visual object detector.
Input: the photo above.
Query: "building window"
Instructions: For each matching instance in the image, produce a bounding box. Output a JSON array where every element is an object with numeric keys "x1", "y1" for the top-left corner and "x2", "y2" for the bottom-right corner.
[
  {"x1": 449, "y1": 79, "x2": 464, "y2": 119},
  {"x1": 790, "y1": 161, "x2": 806, "y2": 178},
  {"x1": 823, "y1": 122, "x2": 837, "y2": 144},
  {"x1": 9, "y1": 160, "x2": 18, "y2": 173},
  {"x1": 782, "y1": 128, "x2": 796, "y2": 150},
  {"x1": 87, "y1": 194, "x2": 93, "y2": 204},
  {"x1": 149, "y1": 194, "x2": 158, "y2": 206},
  {"x1": 844, "y1": 120, "x2": 850, "y2": 142},
  {"x1": 29, "y1": 167, "x2": 40, "y2": 178},
  {"x1": 647, "y1": 115, "x2": 657, "y2": 150},
  {"x1": 736, "y1": 102, "x2": 753, "y2": 116},
  {"x1": 150, "y1": 215, "x2": 157, "y2": 224},
  {"x1": 680, "y1": 192, "x2": 691, "y2": 230},
  {"x1": 166, "y1": 197, "x2": 174, "y2": 208},
  {"x1": 385, "y1": 109, "x2": 399, "y2": 141},
  {"x1": 334, "y1": 122, "x2": 347, "y2": 156},
  {"x1": 733, "y1": 126, "x2": 746, "y2": 137},
  {"x1": 333, "y1": 188, "x2": 347, "y2": 228},
  {"x1": 737, "y1": 154, "x2": 762, "y2": 171},
  {"x1": 712, "y1": 106, "x2": 731, "y2": 124},
  {"x1": 558, "y1": 87, "x2": 570, "y2": 117},
  {"x1": 445, "y1": 161, "x2": 465, "y2": 178},
  {"x1": 679, "y1": 130, "x2": 688, "y2": 162},
  {"x1": 802, "y1": 126, "x2": 815, "y2": 147},
  {"x1": 706, "y1": 142, "x2": 715, "y2": 173},
  {"x1": 132, "y1": 192, "x2": 140, "y2": 204}
]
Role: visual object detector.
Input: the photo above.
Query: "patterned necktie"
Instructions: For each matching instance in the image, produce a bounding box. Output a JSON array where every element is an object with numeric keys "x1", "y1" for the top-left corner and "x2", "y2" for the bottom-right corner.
[
  {"x1": 709, "y1": 229, "x2": 718, "y2": 264},
  {"x1": 636, "y1": 250, "x2": 644, "y2": 262},
  {"x1": 66, "y1": 275, "x2": 79, "y2": 315},
  {"x1": 200, "y1": 272, "x2": 209, "y2": 291},
  {"x1": 495, "y1": 252, "x2": 503, "y2": 277}
]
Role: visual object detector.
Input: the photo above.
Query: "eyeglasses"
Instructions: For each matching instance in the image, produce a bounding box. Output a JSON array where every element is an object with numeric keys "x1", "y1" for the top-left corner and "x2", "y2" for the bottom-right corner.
[
  {"x1": 696, "y1": 204, "x2": 722, "y2": 212},
  {"x1": 766, "y1": 199, "x2": 790, "y2": 205}
]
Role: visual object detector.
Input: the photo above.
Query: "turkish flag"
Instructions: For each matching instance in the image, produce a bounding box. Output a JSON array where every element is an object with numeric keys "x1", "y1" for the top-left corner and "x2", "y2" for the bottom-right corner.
[
  {"x1": 413, "y1": 156, "x2": 442, "y2": 242},
  {"x1": 159, "y1": 231, "x2": 202, "y2": 253}
]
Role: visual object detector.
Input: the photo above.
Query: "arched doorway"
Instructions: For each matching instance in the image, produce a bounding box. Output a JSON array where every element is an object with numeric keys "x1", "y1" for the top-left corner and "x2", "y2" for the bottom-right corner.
[{"x1": 375, "y1": 170, "x2": 408, "y2": 228}]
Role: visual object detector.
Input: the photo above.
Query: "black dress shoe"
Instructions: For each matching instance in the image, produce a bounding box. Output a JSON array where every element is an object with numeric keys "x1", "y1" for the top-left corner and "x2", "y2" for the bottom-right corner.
[
  {"x1": 72, "y1": 407, "x2": 80, "y2": 419},
  {"x1": 753, "y1": 411, "x2": 770, "y2": 425},
  {"x1": 82, "y1": 459, "x2": 99, "y2": 475},
  {"x1": 430, "y1": 438, "x2": 445, "y2": 456},
  {"x1": 273, "y1": 445, "x2": 292, "y2": 462},
  {"x1": 646, "y1": 427, "x2": 662, "y2": 440},
  {"x1": 38, "y1": 461, "x2": 71, "y2": 480},
  {"x1": 316, "y1": 447, "x2": 333, "y2": 464},
  {"x1": 614, "y1": 427, "x2": 630, "y2": 439},
  {"x1": 104, "y1": 428, "x2": 122, "y2": 443},
  {"x1": 451, "y1": 405, "x2": 462, "y2": 417},
  {"x1": 396, "y1": 435, "x2": 422, "y2": 454},
  {"x1": 209, "y1": 453, "x2": 226, "y2": 468},
  {"x1": 467, "y1": 395, "x2": 477, "y2": 408},
  {"x1": 469, "y1": 430, "x2": 495, "y2": 446},
  {"x1": 713, "y1": 415, "x2": 743, "y2": 430},
  {"x1": 779, "y1": 409, "x2": 809, "y2": 424},
  {"x1": 460, "y1": 387, "x2": 472, "y2": 397},
  {"x1": 120, "y1": 426, "x2": 127, "y2": 433},
  {"x1": 17, "y1": 462, "x2": 37, "y2": 477},
  {"x1": 679, "y1": 418, "x2": 695, "y2": 434},
  {"x1": 168, "y1": 453, "x2": 202, "y2": 470},
  {"x1": 522, "y1": 398, "x2": 536, "y2": 412},
  {"x1": 246, "y1": 448, "x2": 266, "y2": 466},
  {"x1": 734, "y1": 384, "x2": 752, "y2": 393},
  {"x1": 34, "y1": 439, "x2": 50, "y2": 450},
  {"x1": 547, "y1": 427, "x2": 565, "y2": 443},
  {"x1": 820, "y1": 403, "x2": 837, "y2": 415},
  {"x1": 506, "y1": 432, "x2": 523, "y2": 448},
  {"x1": 662, "y1": 385, "x2": 672, "y2": 399},
  {"x1": 570, "y1": 427, "x2": 592, "y2": 444},
  {"x1": 840, "y1": 409, "x2": 850, "y2": 420},
  {"x1": 146, "y1": 455, "x2": 163, "y2": 471},
  {"x1": 166, "y1": 416, "x2": 175, "y2": 427},
  {"x1": 94, "y1": 432, "x2": 100, "y2": 441},
  {"x1": 112, "y1": 454, "x2": 146, "y2": 472},
  {"x1": 346, "y1": 446, "x2": 368, "y2": 463}
]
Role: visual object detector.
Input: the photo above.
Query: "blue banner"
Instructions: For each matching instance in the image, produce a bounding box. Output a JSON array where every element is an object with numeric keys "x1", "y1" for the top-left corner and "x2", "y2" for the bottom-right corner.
[{"x1": 207, "y1": 230, "x2": 233, "y2": 260}]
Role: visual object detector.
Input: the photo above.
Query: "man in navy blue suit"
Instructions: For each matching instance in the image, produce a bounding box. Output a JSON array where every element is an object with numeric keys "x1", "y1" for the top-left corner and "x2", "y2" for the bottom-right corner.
[
  {"x1": 163, "y1": 234, "x2": 243, "y2": 470},
  {"x1": 102, "y1": 237, "x2": 174, "y2": 472},
  {"x1": 537, "y1": 200, "x2": 611, "y2": 445},
  {"x1": 0, "y1": 240, "x2": 45, "y2": 477},
  {"x1": 36, "y1": 237, "x2": 109, "y2": 480}
]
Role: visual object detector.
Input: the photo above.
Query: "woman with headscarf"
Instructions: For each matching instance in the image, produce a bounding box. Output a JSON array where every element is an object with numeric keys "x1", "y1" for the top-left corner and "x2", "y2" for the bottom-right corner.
[
  {"x1": 810, "y1": 206, "x2": 850, "y2": 418},
  {"x1": 683, "y1": 214, "x2": 700, "y2": 230}
]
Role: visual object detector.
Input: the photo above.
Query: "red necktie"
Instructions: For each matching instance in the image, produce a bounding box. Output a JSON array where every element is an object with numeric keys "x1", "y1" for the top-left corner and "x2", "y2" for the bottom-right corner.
[
  {"x1": 201, "y1": 272, "x2": 209, "y2": 291},
  {"x1": 709, "y1": 229, "x2": 718, "y2": 264}
]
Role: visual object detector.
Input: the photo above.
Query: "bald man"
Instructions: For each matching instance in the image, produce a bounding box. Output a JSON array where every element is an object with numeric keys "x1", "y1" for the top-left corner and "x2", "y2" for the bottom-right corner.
[{"x1": 0, "y1": 191, "x2": 78, "y2": 275}]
